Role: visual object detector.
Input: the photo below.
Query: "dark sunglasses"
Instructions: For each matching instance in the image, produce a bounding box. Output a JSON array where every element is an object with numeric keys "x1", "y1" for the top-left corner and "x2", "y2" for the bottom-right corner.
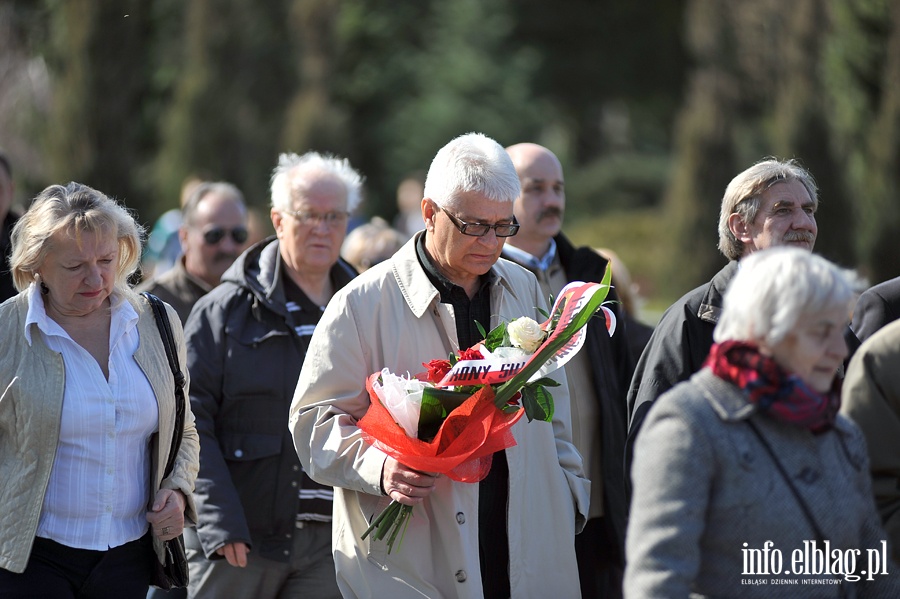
[{"x1": 202, "y1": 226, "x2": 249, "y2": 245}]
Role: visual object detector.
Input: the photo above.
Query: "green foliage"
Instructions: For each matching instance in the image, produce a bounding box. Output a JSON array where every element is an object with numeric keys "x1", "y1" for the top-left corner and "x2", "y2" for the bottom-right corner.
[
  {"x1": 823, "y1": 0, "x2": 900, "y2": 281},
  {"x1": 332, "y1": 0, "x2": 544, "y2": 215},
  {"x1": 9, "y1": 0, "x2": 900, "y2": 291},
  {"x1": 481, "y1": 323, "x2": 509, "y2": 353},
  {"x1": 520, "y1": 383, "x2": 553, "y2": 423},
  {"x1": 155, "y1": 0, "x2": 299, "y2": 214},
  {"x1": 418, "y1": 387, "x2": 470, "y2": 442},
  {"x1": 567, "y1": 209, "x2": 672, "y2": 306},
  {"x1": 43, "y1": 0, "x2": 158, "y2": 217}
]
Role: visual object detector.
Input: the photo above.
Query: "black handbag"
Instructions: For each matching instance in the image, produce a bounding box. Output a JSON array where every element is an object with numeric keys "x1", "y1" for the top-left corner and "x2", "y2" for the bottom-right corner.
[{"x1": 143, "y1": 292, "x2": 190, "y2": 589}]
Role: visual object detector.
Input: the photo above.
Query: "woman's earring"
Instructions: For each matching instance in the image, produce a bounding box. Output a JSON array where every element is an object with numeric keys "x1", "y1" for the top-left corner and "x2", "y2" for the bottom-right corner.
[{"x1": 35, "y1": 273, "x2": 49, "y2": 295}]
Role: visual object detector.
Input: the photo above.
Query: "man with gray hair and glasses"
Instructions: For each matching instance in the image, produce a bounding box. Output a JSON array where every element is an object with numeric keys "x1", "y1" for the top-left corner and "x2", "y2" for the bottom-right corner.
[
  {"x1": 290, "y1": 132, "x2": 588, "y2": 598},
  {"x1": 137, "y1": 181, "x2": 248, "y2": 324},
  {"x1": 181, "y1": 152, "x2": 359, "y2": 598},
  {"x1": 625, "y1": 158, "x2": 860, "y2": 489}
]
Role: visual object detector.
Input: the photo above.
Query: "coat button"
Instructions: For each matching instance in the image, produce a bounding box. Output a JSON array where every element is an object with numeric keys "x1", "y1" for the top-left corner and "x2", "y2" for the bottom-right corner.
[
  {"x1": 797, "y1": 467, "x2": 819, "y2": 484},
  {"x1": 234, "y1": 449, "x2": 243, "y2": 458},
  {"x1": 455, "y1": 512, "x2": 465, "y2": 524},
  {"x1": 455, "y1": 570, "x2": 467, "y2": 582}
]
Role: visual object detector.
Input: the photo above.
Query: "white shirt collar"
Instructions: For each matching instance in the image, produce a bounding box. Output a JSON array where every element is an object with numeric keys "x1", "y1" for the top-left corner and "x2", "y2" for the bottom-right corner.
[
  {"x1": 24, "y1": 283, "x2": 138, "y2": 346},
  {"x1": 503, "y1": 238, "x2": 557, "y2": 272}
]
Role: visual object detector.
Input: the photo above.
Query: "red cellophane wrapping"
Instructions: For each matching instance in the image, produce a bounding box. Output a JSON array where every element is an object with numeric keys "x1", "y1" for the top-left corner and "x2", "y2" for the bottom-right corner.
[{"x1": 358, "y1": 372, "x2": 524, "y2": 483}]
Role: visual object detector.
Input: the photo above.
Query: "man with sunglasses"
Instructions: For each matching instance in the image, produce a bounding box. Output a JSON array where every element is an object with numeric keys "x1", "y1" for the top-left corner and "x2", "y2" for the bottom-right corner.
[
  {"x1": 182, "y1": 152, "x2": 360, "y2": 598},
  {"x1": 137, "y1": 181, "x2": 249, "y2": 323},
  {"x1": 291, "y1": 133, "x2": 588, "y2": 599},
  {"x1": 503, "y1": 142, "x2": 634, "y2": 599}
]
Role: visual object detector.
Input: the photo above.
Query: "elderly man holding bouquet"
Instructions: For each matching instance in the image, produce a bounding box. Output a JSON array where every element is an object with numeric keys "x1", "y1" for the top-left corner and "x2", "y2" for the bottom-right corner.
[{"x1": 290, "y1": 132, "x2": 590, "y2": 598}]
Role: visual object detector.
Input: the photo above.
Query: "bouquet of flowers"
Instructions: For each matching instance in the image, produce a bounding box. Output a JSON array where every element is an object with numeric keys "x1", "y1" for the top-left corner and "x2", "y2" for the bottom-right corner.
[{"x1": 357, "y1": 268, "x2": 616, "y2": 553}]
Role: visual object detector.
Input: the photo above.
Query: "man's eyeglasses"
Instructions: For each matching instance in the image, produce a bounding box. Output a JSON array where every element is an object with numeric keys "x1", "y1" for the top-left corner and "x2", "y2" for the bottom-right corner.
[
  {"x1": 282, "y1": 209, "x2": 350, "y2": 229},
  {"x1": 438, "y1": 205, "x2": 519, "y2": 237},
  {"x1": 201, "y1": 226, "x2": 249, "y2": 245}
]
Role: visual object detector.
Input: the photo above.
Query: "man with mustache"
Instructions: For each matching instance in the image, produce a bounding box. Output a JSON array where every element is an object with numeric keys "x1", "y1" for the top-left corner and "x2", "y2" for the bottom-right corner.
[
  {"x1": 625, "y1": 158, "x2": 860, "y2": 490},
  {"x1": 502, "y1": 142, "x2": 634, "y2": 599},
  {"x1": 138, "y1": 182, "x2": 249, "y2": 323}
]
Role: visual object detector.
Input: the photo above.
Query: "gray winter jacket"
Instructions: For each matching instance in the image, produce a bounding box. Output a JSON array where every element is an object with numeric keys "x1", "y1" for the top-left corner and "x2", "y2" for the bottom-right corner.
[{"x1": 626, "y1": 368, "x2": 900, "y2": 598}]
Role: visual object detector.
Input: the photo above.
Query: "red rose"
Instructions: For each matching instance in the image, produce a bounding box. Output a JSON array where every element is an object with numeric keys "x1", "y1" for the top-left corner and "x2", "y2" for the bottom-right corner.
[
  {"x1": 422, "y1": 359, "x2": 452, "y2": 384},
  {"x1": 458, "y1": 347, "x2": 483, "y2": 361}
]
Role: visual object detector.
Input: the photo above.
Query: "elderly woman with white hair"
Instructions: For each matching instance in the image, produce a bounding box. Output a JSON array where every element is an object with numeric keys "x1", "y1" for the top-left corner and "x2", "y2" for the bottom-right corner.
[{"x1": 625, "y1": 247, "x2": 900, "y2": 597}]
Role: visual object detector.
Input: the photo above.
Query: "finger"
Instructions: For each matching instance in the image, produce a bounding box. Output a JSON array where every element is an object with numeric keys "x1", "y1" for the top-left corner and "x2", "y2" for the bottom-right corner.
[
  {"x1": 153, "y1": 488, "x2": 175, "y2": 512},
  {"x1": 234, "y1": 544, "x2": 248, "y2": 568},
  {"x1": 388, "y1": 480, "x2": 437, "y2": 503},
  {"x1": 223, "y1": 545, "x2": 239, "y2": 567},
  {"x1": 389, "y1": 489, "x2": 425, "y2": 506},
  {"x1": 407, "y1": 467, "x2": 440, "y2": 478},
  {"x1": 397, "y1": 472, "x2": 438, "y2": 491}
]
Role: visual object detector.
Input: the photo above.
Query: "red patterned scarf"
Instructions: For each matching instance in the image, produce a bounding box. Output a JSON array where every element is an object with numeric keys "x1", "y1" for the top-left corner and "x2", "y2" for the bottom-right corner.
[{"x1": 704, "y1": 340, "x2": 840, "y2": 434}]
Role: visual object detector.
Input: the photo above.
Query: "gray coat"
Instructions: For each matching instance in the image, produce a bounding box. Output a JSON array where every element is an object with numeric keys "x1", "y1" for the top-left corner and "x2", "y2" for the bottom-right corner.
[{"x1": 625, "y1": 368, "x2": 899, "y2": 598}]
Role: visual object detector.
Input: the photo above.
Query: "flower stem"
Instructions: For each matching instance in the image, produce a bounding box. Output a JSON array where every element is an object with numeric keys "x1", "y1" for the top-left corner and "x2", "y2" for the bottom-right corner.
[{"x1": 362, "y1": 500, "x2": 415, "y2": 553}]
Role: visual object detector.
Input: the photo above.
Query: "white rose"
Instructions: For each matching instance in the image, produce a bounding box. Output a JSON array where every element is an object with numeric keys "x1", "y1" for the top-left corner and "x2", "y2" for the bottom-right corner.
[{"x1": 507, "y1": 317, "x2": 545, "y2": 353}]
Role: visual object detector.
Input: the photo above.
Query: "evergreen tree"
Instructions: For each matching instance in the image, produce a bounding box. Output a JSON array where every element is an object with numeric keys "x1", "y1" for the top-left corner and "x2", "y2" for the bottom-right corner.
[{"x1": 43, "y1": 0, "x2": 156, "y2": 216}]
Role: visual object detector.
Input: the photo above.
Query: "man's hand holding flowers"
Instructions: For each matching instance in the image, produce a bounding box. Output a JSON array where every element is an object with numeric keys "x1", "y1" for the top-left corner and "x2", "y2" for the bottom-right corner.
[
  {"x1": 358, "y1": 274, "x2": 616, "y2": 553},
  {"x1": 381, "y1": 458, "x2": 439, "y2": 506}
]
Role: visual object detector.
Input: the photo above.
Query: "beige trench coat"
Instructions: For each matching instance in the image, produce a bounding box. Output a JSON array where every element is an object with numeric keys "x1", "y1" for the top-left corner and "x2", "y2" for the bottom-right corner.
[{"x1": 290, "y1": 235, "x2": 589, "y2": 599}]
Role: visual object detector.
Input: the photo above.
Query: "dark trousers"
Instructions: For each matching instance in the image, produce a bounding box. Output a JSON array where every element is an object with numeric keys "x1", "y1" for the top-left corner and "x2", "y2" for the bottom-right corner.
[
  {"x1": 0, "y1": 534, "x2": 153, "y2": 598},
  {"x1": 575, "y1": 517, "x2": 624, "y2": 599}
]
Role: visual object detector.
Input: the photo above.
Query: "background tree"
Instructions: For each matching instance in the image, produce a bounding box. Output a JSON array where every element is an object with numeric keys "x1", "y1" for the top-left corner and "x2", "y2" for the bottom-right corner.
[
  {"x1": 4, "y1": 0, "x2": 900, "y2": 307},
  {"x1": 824, "y1": 0, "x2": 900, "y2": 283},
  {"x1": 155, "y1": 0, "x2": 298, "y2": 211},
  {"x1": 43, "y1": 0, "x2": 156, "y2": 216}
]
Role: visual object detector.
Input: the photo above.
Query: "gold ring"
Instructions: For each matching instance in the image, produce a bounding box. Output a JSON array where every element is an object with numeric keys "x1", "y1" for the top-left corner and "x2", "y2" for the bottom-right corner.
[{"x1": 162, "y1": 526, "x2": 171, "y2": 535}]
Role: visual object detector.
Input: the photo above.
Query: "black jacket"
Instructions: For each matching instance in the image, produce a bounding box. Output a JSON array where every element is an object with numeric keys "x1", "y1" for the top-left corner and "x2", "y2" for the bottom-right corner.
[
  {"x1": 183, "y1": 236, "x2": 356, "y2": 561},
  {"x1": 625, "y1": 260, "x2": 860, "y2": 495},
  {"x1": 509, "y1": 233, "x2": 635, "y2": 565},
  {"x1": 0, "y1": 211, "x2": 20, "y2": 303},
  {"x1": 851, "y1": 275, "x2": 900, "y2": 343},
  {"x1": 626, "y1": 261, "x2": 738, "y2": 462}
]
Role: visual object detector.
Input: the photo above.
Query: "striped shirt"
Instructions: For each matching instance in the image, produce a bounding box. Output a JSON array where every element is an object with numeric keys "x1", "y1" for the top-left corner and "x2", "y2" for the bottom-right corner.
[
  {"x1": 282, "y1": 272, "x2": 334, "y2": 522},
  {"x1": 25, "y1": 286, "x2": 158, "y2": 550}
]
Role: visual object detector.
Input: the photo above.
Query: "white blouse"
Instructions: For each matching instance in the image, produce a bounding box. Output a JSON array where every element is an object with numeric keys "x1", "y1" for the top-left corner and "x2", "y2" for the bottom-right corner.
[{"x1": 25, "y1": 284, "x2": 159, "y2": 550}]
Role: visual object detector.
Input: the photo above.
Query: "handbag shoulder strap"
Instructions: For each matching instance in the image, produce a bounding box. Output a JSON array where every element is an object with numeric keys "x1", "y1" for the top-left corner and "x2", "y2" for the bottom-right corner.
[
  {"x1": 141, "y1": 292, "x2": 185, "y2": 479},
  {"x1": 746, "y1": 418, "x2": 826, "y2": 543},
  {"x1": 746, "y1": 419, "x2": 847, "y2": 595}
]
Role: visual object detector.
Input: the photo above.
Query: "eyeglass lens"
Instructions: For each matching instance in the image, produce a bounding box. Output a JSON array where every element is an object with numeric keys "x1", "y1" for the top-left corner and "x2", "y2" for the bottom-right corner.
[
  {"x1": 442, "y1": 206, "x2": 518, "y2": 237},
  {"x1": 288, "y1": 211, "x2": 349, "y2": 227}
]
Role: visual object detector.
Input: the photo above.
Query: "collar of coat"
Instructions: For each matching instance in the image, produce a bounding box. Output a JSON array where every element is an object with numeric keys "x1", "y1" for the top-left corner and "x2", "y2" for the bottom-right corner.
[
  {"x1": 697, "y1": 261, "x2": 740, "y2": 326},
  {"x1": 392, "y1": 232, "x2": 524, "y2": 319}
]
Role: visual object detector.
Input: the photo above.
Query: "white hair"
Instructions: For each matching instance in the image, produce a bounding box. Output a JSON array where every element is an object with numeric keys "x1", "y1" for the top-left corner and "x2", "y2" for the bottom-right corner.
[
  {"x1": 714, "y1": 247, "x2": 859, "y2": 346},
  {"x1": 423, "y1": 132, "x2": 520, "y2": 209},
  {"x1": 270, "y1": 151, "x2": 364, "y2": 212}
]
